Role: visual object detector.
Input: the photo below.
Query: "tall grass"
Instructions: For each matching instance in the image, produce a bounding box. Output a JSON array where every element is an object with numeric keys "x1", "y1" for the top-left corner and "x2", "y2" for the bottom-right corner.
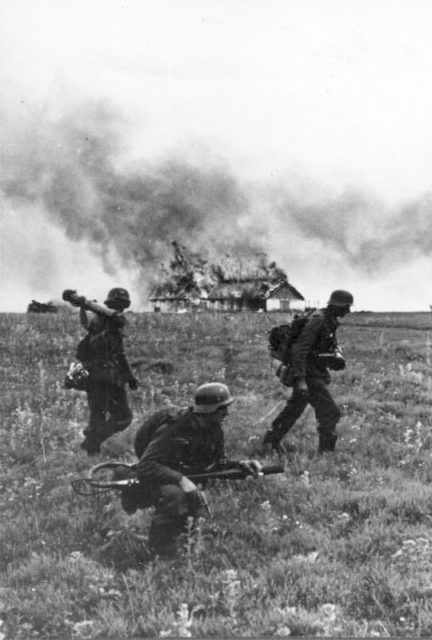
[{"x1": 2, "y1": 311, "x2": 432, "y2": 637}]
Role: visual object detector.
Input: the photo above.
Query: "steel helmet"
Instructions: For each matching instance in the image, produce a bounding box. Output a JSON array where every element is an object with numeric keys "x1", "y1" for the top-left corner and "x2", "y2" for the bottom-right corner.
[
  {"x1": 328, "y1": 290, "x2": 354, "y2": 307},
  {"x1": 193, "y1": 382, "x2": 234, "y2": 414},
  {"x1": 105, "y1": 288, "x2": 131, "y2": 309}
]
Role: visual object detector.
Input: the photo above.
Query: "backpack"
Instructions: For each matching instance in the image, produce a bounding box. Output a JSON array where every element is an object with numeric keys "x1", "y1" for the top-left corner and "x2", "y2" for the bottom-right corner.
[
  {"x1": 268, "y1": 310, "x2": 315, "y2": 364},
  {"x1": 134, "y1": 407, "x2": 183, "y2": 458},
  {"x1": 116, "y1": 408, "x2": 183, "y2": 515}
]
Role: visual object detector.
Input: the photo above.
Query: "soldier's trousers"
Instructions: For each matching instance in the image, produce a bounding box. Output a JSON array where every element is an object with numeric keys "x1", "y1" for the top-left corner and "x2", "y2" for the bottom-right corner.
[
  {"x1": 271, "y1": 377, "x2": 341, "y2": 452},
  {"x1": 148, "y1": 485, "x2": 201, "y2": 556},
  {"x1": 84, "y1": 382, "x2": 132, "y2": 454}
]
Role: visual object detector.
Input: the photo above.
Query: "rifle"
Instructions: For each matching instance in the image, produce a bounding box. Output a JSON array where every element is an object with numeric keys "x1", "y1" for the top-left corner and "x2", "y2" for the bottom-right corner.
[
  {"x1": 62, "y1": 289, "x2": 118, "y2": 318},
  {"x1": 71, "y1": 460, "x2": 285, "y2": 497}
]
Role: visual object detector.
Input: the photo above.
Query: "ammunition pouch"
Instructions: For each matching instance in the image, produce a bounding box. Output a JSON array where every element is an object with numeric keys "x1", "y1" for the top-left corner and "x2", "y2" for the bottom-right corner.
[{"x1": 276, "y1": 363, "x2": 295, "y2": 387}]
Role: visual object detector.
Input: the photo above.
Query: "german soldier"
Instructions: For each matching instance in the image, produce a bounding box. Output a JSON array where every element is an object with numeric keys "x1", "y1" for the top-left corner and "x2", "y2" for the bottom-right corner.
[
  {"x1": 76, "y1": 288, "x2": 139, "y2": 455},
  {"x1": 263, "y1": 290, "x2": 353, "y2": 455},
  {"x1": 133, "y1": 382, "x2": 262, "y2": 558}
]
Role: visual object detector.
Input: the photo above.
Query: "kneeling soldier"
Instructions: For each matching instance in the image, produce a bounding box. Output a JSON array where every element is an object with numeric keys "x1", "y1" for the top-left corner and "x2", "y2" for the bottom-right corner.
[{"x1": 135, "y1": 382, "x2": 261, "y2": 558}]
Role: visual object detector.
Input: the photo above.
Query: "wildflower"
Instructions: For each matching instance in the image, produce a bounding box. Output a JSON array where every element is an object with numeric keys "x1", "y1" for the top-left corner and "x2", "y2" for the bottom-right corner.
[
  {"x1": 318, "y1": 603, "x2": 342, "y2": 635},
  {"x1": 292, "y1": 551, "x2": 318, "y2": 564},
  {"x1": 320, "y1": 603, "x2": 338, "y2": 618},
  {"x1": 338, "y1": 512, "x2": 350, "y2": 523},
  {"x1": 72, "y1": 620, "x2": 95, "y2": 638},
  {"x1": 175, "y1": 603, "x2": 192, "y2": 638},
  {"x1": 300, "y1": 471, "x2": 310, "y2": 487},
  {"x1": 275, "y1": 625, "x2": 292, "y2": 636},
  {"x1": 222, "y1": 569, "x2": 241, "y2": 618}
]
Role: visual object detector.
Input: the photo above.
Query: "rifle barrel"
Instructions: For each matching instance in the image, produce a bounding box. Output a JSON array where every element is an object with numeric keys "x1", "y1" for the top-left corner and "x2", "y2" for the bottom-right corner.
[{"x1": 188, "y1": 464, "x2": 284, "y2": 482}]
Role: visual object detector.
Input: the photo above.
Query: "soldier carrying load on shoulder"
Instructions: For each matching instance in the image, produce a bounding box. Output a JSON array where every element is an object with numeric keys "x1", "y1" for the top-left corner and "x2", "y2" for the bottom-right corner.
[
  {"x1": 263, "y1": 290, "x2": 354, "y2": 456},
  {"x1": 130, "y1": 382, "x2": 262, "y2": 558},
  {"x1": 67, "y1": 287, "x2": 139, "y2": 456}
]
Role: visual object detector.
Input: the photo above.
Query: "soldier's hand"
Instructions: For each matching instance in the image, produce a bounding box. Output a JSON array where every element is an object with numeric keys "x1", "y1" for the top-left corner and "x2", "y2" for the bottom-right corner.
[
  {"x1": 294, "y1": 377, "x2": 309, "y2": 400},
  {"x1": 332, "y1": 354, "x2": 346, "y2": 370},
  {"x1": 179, "y1": 476, "x2": 198, "y2": 493},
  {"x1": 128, "y1": 376, "x2": 139, "y2": 390},
  {"x1": 239, "y1": 459, "x2": 263, "y2": 477}
]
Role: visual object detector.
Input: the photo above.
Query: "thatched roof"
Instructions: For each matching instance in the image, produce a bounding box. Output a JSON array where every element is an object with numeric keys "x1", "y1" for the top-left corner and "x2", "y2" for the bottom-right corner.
[
  {"x1": 150, "y1": 279, "x2": 305, "y2": 303},
  {"x1": 149, "y1": 286, "x2": 190, "y2": 301},
  {"x1": 265, "y1": 282, "x2": 305, "y2": 301}
]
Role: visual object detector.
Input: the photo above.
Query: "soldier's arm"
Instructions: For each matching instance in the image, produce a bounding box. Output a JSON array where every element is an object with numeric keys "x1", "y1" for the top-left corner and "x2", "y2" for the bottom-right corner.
[
  {"x1": 208, "y1": 429, "x2": 249, "y2": 471},
  {"x1": 117, "y1": 348, "x2": 138, "y2": 389},
  {"x1": 117, "y1": 352, "x2": 134, "y2": 377},
  {"x1": 136, "y1": 425, "x2": 183, "y2": 487},
  {"x1": 291, "y1": 316, "x2": 323, "y2": 378},
  {"x1": 79, "y1": 304, "x2": 89, "y2": 330}
]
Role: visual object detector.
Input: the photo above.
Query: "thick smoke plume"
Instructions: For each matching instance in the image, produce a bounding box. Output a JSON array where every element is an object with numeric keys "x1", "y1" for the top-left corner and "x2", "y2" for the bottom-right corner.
[
  {"x1": 2, "y1": 99, "x2": 432, "y2": 310},
  {"x1": 1, "y1": 102, "x2": 266, "y2": 307}
]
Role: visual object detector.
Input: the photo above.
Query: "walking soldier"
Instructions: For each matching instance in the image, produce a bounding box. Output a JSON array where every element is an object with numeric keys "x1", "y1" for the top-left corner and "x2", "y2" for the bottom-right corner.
[
  {"x1": 263, "y1": 290, "x2": 353, "y2": 455},
  {"x1": 67, "y1": 287, "x2": 139, "y2": 455}
]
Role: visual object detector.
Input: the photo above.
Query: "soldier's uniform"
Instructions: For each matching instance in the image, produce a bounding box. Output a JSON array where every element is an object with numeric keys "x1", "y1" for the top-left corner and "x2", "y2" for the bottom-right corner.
[
  {"x1": 136, "y1": 408, "x2": 229, "y2": 556},
  {"x1": 133, "y1": 383, "x2": 260, "y2": 557},
  {"x1": 77, "y1": 289, "x2": 137, "y2": 455},
  {"x1": 263, "y1": 290, "x2": 353, "y2": 454}
]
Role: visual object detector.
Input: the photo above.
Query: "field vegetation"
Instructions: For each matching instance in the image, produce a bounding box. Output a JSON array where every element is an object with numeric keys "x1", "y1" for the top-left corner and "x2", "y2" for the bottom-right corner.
[{"x1": 2, "y1": 309, "x2": 432, "y2": 638}]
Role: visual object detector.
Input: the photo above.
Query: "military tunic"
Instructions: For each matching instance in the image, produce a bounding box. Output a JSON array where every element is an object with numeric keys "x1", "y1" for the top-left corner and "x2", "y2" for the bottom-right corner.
[
  {"x1": 135, "y1": 409, "x2": 231, "y2": 556},
  {"x1": 271, "y1": 308, "x2": 342, "y2": 452},
  {"x1": 77, "y1": 312, "x2": 134, "y2": 454}
]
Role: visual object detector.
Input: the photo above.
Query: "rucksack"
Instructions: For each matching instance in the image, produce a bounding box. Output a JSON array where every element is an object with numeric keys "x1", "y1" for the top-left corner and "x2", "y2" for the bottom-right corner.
[
  {"x1": 268, "y1": 310, "x2": 316, "y2": 364},
  {"x1": 134, "y1": 407, "x2": 183, "y2": 458}
]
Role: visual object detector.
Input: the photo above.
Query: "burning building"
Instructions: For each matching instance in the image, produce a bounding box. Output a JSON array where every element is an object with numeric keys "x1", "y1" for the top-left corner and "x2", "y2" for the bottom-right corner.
[{"x1": 149, "y1": 242, "x2": 305, "y2": 312}]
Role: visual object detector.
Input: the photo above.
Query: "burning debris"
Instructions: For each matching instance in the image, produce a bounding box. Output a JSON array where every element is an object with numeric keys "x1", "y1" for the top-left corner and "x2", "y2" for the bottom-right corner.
[{"x1": 149, "y1": 242, "x2": 305, "y2": 312}]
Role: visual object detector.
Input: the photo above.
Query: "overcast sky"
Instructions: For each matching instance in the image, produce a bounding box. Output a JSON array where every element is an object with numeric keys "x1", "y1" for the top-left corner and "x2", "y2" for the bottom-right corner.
[{"x1": 1, "y1": 0, "x2": 432, "y2": 311}]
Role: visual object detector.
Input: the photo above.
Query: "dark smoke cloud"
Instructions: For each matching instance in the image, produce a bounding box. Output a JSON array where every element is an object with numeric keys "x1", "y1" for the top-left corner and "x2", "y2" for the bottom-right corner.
[
  {"x1": 1, "y1": 101, "x2": 266, "y2": 293},
  {"x1": 2, "y1": 98, "x2": 432, "y2": 306}
]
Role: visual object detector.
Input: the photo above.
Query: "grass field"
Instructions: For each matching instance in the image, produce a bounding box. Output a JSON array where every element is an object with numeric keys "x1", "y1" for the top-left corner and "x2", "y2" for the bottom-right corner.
[{"x1": 2, "y1": 309, "x2": 432, "y2": 638}]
